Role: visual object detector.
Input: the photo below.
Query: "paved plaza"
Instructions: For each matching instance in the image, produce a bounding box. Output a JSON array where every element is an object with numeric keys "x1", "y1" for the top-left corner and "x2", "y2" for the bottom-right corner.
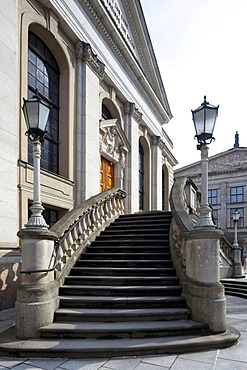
[{"x1": 0, "y1": 295, "x2": 246, "y2": 369}]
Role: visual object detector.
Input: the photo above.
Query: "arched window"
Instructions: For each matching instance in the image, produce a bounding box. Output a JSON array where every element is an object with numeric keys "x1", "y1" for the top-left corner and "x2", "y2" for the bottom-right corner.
[
  {"x1": 102, "y1": 103, "x2": 113, "y2": 120},
  {"x1": 139, "y1": 143, "x2": 144, "y2": 210},
  {"x1": 28, "y1": 32, "x2": 60, "y2": 173}
]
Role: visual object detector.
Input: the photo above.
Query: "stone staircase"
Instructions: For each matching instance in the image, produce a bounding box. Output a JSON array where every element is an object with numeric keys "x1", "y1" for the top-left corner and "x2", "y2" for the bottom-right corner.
[
  {"x1": 221, "y1": 278, "x2": 247, "y2": 299},
  {"x1": 6, "y1": 211, "x2": 237, "y2": 358}
]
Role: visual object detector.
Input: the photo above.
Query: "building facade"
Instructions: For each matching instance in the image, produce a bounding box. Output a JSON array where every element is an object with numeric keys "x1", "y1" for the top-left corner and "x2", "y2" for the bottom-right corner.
[
  {"x1": 175, "y1": 137, "x2": 247, "y2": 256},
  {"x1": 0, "y1": 0, "x2": 177, "y2": 309}
]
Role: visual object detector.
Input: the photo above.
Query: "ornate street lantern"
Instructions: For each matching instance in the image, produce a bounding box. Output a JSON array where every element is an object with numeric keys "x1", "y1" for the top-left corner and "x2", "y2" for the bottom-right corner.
[
  {"x1": 192, "y1": 96, "x2": 219, "y2": 149},
  {"x1": 22, "y1": 94, "x2": 51, "y2": 229},
  {"x1": 192, "y1": 96, "x2": 219, "y2": 228}
]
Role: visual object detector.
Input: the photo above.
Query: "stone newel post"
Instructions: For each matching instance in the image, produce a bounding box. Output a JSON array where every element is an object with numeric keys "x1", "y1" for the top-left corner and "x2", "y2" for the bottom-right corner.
[{"x1": 15, "y1": 138, "x2": 59, "y2": 339}]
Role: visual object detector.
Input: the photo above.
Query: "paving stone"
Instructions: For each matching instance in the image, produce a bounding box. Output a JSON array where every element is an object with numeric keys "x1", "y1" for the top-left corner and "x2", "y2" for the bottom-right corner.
[
  {"x1": 178, "y1": 349, "x2": 218, "y2": 364},
  {"x1": 58, "y1": 358, "x2": 108, "y2": 370},
  {"x1": 218, "y1": 340, "x2": 247, "y2": 363},
  {"x1": 102, "y1": 356, "x2": 141, "y2": 370},
  {"x1": 141, "y1": 354, "x2": 177, "y2": 367},
  {"x1": 0, "y1": 358, "x2": 26, "y2": 368},
  {"x1": 170, "y1": 357, "x2": 214, "y2": 370},
  {"x1": 215, "y1": 358, "x2": 247, "y2": 370},
  {"x1": 24, "y1": 359, "x2": 68, "y2": 370}
]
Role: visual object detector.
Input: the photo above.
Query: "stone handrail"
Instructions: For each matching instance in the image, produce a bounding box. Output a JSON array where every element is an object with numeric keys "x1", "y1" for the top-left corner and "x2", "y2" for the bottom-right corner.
[
  {"x1": 50, "y1": 188, "x2": 126, "y2": 282},
  {"x1": 170, "y1": 177, "x2": 233, "y2": 280}
]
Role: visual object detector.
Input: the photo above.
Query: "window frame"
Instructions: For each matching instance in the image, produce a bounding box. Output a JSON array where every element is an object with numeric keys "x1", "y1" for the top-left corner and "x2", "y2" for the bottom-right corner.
[
  {"x1": 230, "y1": 186, "x2": 244, "y2": 204},
  {"x1": 208, "y1": 188, "x2": 218, "y2": 206},
  {"x1": 28, "y1": 31, "x2": 60, "y2": 174}
]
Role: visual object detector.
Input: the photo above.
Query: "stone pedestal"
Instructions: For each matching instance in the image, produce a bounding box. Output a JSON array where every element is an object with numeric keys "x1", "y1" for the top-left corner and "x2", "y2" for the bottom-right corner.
[
  {"x1": 15, "y1": 228, "x2": 59, "y2": 339},
  {"x1": 184, "y1": 227, "x2": 226, "y2": 333},
  {"x1": 233, "y1": 244, "x2": 245, "y2": 278}
]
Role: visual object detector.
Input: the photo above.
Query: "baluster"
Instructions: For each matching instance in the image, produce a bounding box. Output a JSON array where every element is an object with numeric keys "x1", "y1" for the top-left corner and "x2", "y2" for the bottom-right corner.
[
  {"x1": 66, "y1": 232, "x2": 74, "y2": 257},
  {"x1": 104, "y1": 199, "x2": 111, "y2": 221},
  {"x1": 85, "y1": 211, "x2": 92, "y2": 236},
  {"x1": 94, "y1": 204, "x2": 101, "y2": 228},
  {"x1": 72, "y1": 225, "x2": 79, "y2": 251},
  {"x1": 55, "y1": 244, "x2": 64, "y2": 271},
  {"x1": 98, "y1": 202, "x2": 105, "y2": 225},
  {"x1": 77, "y1": 220, "x2": 85, "y2": 242},
  {"x1": 61, "y1": 238, "x2": 69, "y2": 263},
  {"x1": 90, "y1": 207, "x2": 97, "y2": 232}
]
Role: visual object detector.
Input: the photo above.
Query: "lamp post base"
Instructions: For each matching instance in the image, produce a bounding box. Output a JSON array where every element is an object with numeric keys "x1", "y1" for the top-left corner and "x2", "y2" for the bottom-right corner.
[{"x1": 196, "y1": 204, "x2": 215, "y2": 228}]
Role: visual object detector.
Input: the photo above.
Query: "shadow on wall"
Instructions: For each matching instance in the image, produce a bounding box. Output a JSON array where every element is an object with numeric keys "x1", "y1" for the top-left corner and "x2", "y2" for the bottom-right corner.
[{"x1": 0, "y1": 252, "x2": 21, "y2": 310}]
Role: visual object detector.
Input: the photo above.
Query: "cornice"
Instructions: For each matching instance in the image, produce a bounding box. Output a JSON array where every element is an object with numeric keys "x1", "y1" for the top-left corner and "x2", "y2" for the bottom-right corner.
[
  {"x1": 80, "y1": 0, "x2": 170, "y2": 124},
  {"x1": 76, "y1": 41, "x2": 105, "y2": 80}
]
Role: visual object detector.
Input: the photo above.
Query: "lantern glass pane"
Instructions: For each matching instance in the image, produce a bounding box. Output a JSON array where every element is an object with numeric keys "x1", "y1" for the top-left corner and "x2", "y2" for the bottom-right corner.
[
  {"x1": 38, "y1": 102, "x2": 50, "y2": 131},
  {"x1": 205, "y1": 107, "x2": 217, "y2": 135},
  {"x1": 24, "y1": 100, "x2": 39, "y2": 129},
  {"x1": 193, "y1": 108, "x2": 204, "y2": 136}
]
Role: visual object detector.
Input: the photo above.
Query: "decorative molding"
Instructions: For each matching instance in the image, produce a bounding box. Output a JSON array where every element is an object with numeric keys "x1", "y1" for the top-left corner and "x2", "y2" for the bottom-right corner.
[
  {"x1": 80, "y1": 0, "x2": 170, "y2": 123},
  {"x1": 76, "y1": 41, "x2": 105, "y2": 80},
  {"x1": 124, "y1": 102, "x2": 142, "y2": 122}
]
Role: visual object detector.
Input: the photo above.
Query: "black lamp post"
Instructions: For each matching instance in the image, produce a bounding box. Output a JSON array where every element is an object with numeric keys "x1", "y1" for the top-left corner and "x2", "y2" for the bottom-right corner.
[
  {"x1": 22, "y1": 94, "x2": 51, "y2": 229},
  {"x1": 192, "y1": 96, "x2": 219, "y2": 227}
]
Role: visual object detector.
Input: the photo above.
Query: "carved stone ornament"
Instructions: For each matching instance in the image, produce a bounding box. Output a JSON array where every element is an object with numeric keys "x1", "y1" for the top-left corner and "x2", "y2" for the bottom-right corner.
[
  {"x1": 100, "y1": 118, "x2": 130, "y2": 159},
  {"x1": 76, "y1": 41, "x2": 105, "y2": 80},
  {"x1": 124, "y1": 102, "x2": 142, "y2": 122}
]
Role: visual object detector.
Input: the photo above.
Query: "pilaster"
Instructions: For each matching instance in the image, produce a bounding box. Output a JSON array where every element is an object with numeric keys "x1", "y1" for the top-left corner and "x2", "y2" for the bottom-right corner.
[
  {"x1": 75, "y1": 41, "x2": 105, "y2": 200},
  {"x1": 124, "y1": 102, "x2": 142, "y2": 213}
]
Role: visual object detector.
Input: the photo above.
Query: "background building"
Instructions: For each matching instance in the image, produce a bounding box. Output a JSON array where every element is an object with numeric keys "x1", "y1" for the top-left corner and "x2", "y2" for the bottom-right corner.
[
  {"x1": 0, "y1": 0, "x2": 177, "y2": 309},
  {"x1": 175, "y1": 133, "x2": 247, "y2": 256}
]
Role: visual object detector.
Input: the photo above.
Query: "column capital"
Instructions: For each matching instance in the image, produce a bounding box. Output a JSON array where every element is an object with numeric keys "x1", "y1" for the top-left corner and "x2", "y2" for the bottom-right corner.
[
  {"x1": 76, "y1": 41, "x2": 105, "y2": 80},
  {"x1": 124, "y1": 102, "x2": 142, "y2": 122}
]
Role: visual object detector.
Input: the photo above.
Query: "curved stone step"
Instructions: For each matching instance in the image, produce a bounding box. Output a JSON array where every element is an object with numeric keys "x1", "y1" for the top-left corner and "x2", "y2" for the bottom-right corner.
[
  {"x1": 0, "y1": 326, "x2": 239, "y2": 359},
  {"x1": 80, "y1": 253, "x2": 171, "y2": 260},
  {"x1": 59, "y1": 295, "x2": 187, "y2": 309},
  {"x1": 70, "y1": 266, "x2": 176, "y2": 276},
  {"x1": 75, "y1": 259, "x2": 173, "y2": 268},
  {"x1": 59, "y1": 284, "x2": 182, "y2": 297},
  {"x1": 54, "y1": 307, "x2": 191, "y2": 322},
  {"x1": 64, "y1": 275, "x2": 179, "y2": 286},
  {"x1": 86, "y1": 246, "x2": 170, "y2": 253},
  {"x1": 40, "y1": 319, "x2": 208, "y2": 339}
]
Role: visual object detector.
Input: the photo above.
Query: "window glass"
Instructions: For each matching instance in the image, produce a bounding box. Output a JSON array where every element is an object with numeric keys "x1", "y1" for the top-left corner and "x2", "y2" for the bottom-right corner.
[
  {"x1": 28, "y1": 32, "x2": 60, "y2": 174},
  {"x1": 230, "y1": 186, "x2": 244, "y2": 203},
  {"x1": 208, "y1": 189, "x2": 218, "y2": 206}
]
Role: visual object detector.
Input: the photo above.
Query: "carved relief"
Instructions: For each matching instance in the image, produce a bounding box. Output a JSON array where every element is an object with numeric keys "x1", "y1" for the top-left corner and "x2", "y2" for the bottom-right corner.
[
  {"x1": 100, "y1": 118, "x2": 130, "y2": 161},
  {"x1": 209, "y1": 152, "x2": 247, "y2": 173},
  {"x1": 76, "y1": 41, "x2": 105, "y2": 80}
]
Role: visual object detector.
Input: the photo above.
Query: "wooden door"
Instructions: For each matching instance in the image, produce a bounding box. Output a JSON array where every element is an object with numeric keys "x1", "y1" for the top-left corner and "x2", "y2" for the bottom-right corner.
[{"x1": 100, "y1": 157, "x2": 114, "y2": 192}]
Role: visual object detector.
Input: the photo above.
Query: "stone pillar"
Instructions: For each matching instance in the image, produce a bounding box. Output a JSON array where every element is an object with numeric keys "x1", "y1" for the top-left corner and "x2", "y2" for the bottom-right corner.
[
  {"x1": 15, "y1": 228, "x2": 59, "y2": 338},
  {"x1": 183, "y1": 228, "x2": 226, "y2": 333}
]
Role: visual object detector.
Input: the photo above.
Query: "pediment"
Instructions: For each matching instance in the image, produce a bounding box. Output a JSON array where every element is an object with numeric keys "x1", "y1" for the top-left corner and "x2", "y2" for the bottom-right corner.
[{"x1": 175, "y1": 148, "x2": 247, "y2": 178}]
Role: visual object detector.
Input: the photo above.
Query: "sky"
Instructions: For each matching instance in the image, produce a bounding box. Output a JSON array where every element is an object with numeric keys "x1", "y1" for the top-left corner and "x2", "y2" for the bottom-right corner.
[{"x1": 141, "y1": 0, "x2": 247, "y2": 168}]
